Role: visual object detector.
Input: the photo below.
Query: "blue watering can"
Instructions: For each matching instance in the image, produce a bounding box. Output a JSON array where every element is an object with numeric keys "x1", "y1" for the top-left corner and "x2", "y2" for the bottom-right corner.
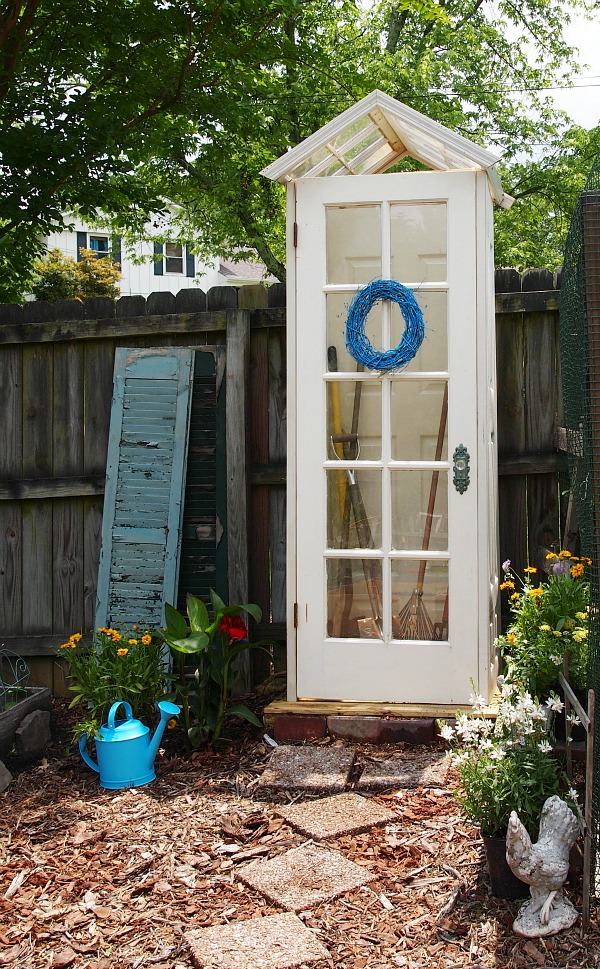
[{"x1": 79, "y1": 699, "x2": 180, "y2": 789}]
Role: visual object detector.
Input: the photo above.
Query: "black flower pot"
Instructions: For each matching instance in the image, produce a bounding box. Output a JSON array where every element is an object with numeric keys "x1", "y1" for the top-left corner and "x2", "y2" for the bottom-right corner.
[{"x1": 482, "y1": 833, "x2": 529, "y2": 899}]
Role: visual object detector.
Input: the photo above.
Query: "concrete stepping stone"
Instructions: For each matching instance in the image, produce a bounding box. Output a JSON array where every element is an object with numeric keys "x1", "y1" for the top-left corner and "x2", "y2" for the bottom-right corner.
[
  {"x1": 357, "y1": 750, "x2": 450, "y2": 791},
  {"x1": 258, "y1": 744, "x2": 355, "y2": 793},
  {"x1": 186, "y1": 912, "x2": 330, "y2": 968},
  {"x1": 238, "y1": 840, "x2": 375, "y2": 911},
  {"x1": 276, "y1": 792, "x2": 395, "y2": 840}
]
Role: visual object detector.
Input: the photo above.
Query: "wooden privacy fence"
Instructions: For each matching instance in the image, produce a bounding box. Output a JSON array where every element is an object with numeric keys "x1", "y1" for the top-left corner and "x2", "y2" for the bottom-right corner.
[{"x1": 0, "y1": 270, "x2": 565, "y2": 689}]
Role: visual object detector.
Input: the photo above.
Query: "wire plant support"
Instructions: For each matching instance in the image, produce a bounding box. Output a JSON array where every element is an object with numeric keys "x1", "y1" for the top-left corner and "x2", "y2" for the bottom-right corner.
[{"x1": 0, "y1": 649, "x2": 31, "y2": 713}]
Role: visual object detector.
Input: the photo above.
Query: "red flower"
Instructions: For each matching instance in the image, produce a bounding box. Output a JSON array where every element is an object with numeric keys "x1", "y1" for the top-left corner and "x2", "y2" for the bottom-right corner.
[{"x1": 218, "y1": 615, "x2": 247, "y2": 643}]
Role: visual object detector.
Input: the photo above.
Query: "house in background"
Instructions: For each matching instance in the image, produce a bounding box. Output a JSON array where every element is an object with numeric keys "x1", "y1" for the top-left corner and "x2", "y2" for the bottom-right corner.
[{"x1": 43, "y1": 219, "x2": 277, "y2": 298}]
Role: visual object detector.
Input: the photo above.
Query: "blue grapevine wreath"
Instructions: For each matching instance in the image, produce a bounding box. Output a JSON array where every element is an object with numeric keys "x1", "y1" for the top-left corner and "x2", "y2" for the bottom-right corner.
[{"x1": 345, "y1": 279, "x2": 424, "y2": 371}]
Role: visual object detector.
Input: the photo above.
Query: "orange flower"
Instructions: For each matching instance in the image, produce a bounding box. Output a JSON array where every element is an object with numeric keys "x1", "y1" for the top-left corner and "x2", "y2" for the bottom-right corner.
[
  {"x1": 142, "y1": 634, "x2": 152, "y2": 645},
  {"x1": 117, "y1": 647, "x2": 128, "y2": 657},
  {"x1": 500, "y1": 580, "x2": 515, "y2": 591},
  {"x1": 571, "y1": 563, "x2": 584, "y2": 579}
]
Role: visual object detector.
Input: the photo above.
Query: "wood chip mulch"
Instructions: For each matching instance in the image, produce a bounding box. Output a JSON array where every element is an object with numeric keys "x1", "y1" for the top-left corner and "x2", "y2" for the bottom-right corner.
[{"x1": 1, "y1": 699, "x2": 599, "y2": 969}]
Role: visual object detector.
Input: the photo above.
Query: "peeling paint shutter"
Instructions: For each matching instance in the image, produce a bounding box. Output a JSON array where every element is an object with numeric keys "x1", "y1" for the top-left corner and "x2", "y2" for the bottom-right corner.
[{"x1": 95, "y1": 347, "x2": 194, "y2": 631}]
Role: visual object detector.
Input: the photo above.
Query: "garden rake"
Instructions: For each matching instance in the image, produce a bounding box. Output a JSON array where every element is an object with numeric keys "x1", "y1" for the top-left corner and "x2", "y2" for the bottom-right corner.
[{"x1": 394, "y1": 383, "x2": 448, "y2": 640}]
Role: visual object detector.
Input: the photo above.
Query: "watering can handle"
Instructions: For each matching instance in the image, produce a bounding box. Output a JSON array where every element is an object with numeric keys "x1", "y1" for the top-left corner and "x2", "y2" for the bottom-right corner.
[
  {"x1": 78, "y1": 733, "x2": 99, "y2": 772},
  {"x1": 107, "y1": 700, "x2": 133, "y2": 728}
]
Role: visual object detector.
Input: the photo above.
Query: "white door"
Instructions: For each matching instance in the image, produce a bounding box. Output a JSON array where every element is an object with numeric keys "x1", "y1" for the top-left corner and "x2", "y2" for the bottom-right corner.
[{"x1": 294, "y1": 171, "x2": 482, "y2": 704}]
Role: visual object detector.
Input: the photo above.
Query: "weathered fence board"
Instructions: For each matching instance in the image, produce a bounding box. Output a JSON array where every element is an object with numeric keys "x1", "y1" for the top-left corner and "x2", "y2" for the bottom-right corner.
[{"x1": 0, "y1": 277, "x2": 565, "y2": 687}]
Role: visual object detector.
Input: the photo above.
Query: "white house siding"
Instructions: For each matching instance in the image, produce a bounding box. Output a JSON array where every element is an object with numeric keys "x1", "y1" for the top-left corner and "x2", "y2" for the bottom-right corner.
[{"x1": 43, "y1": 223, "x2": 225, "y2": 298}]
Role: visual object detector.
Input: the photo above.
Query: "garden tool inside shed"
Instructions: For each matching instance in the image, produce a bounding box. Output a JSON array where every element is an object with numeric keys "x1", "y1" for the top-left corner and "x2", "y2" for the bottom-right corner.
[
  {"x1": 393, "y1": 382, "x2": 448, "y2": 641},
  {"x1": 329, "y1": 347, "x2": 382, "y2": 639}
]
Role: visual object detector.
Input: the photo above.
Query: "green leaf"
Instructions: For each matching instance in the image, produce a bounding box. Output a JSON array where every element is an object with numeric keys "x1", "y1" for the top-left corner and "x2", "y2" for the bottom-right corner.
[
  {"x1": 210, "y1": 588, "x2": 226, "y2": 615},
  {"x1": 187, "y1": 593, "x2": 209, "y2": 633},
  {"x1": 226, "y1": 703, "x2": 263, "y2": 728},
  {"x1": 164, "y1": 601, "x2": 188, "y2": 639},
  {"x1": 166, "y1": 632, "x2": 209, "y2": 654}
]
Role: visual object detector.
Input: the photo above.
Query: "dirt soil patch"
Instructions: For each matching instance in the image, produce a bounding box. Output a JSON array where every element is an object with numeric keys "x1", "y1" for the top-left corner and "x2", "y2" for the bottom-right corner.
[{"x1": 1, "y1": 699, "x2": 599, "y2": 969}]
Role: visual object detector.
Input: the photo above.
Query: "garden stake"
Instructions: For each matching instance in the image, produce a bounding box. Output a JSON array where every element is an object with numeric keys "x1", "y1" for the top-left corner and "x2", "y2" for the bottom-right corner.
[{"x1": 394, "y1": 383, "x2": 448, "y2": 640}]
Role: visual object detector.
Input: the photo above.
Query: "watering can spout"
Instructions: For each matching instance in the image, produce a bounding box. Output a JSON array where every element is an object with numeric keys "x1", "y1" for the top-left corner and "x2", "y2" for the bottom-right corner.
[{"x1": 146, "y1": 699, "x2": 180, "y2": 771}]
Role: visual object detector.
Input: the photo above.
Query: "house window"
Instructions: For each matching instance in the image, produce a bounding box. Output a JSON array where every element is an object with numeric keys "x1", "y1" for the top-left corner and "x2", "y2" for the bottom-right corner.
[
  {"x1": 89, "y1": 235, "x2": 109, "y2": 256},
  {"x1": 153, "y1": 241, "x2": 195, "y2": 277},
  {"x1": 165, "y1": 242, "x2": 184, "y2": 274},
  {"x1": 77, "y1": 231, "x2": 121, "y2": 264}
]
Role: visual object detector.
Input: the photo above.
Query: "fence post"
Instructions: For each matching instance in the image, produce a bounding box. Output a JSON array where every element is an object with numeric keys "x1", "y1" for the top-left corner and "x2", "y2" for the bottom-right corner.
[{"x1": 226, "y1": 308, "x2": 251, "y2": 689}]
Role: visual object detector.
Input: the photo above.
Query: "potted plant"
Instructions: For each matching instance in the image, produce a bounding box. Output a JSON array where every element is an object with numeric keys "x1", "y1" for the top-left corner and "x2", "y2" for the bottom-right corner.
[
  {"x1": 496, "y1": 552, "x2": 590, "y2": 697},
  {"x1": 160, "y1": 590, "x2": 272, "y2": 748},
  {"x1": 59, "y1": 626, "x2": 170, "y2": 740},
  {"x1": 439, "y1": 684, "x2": 577, "y2": 898}
]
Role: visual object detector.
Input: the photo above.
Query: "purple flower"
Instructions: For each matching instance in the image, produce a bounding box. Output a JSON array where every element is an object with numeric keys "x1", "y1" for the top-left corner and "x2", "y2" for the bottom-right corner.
[
  {"x1": 553, "y1": 561, "x2": 569, "y2": 575},
  {"x1": 502, "y1": 559, "x2": 511, "y2": 572}
]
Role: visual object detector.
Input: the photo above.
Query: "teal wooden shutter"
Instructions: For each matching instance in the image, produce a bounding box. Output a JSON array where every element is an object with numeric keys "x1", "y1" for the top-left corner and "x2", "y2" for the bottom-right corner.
[
  {"x1": 153, "y1": 242, "x2": 164, "y2": 275},
  {"x1": 95, "y1": 347, "x2": 194, "y2": 631}
]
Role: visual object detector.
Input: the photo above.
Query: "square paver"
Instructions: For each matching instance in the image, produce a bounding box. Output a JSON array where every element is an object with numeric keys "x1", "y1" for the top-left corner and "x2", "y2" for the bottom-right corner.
[
  {"x1": 186, "y1": 912, "x2": 330, "y2": 968},
  {"x1": 357, "y1": 750, "x2": 450, "y2": 791},
  {"x1": 258, "y1": 744, "x2": 356, "y2": 792},
  {"x1": 238, "y1": 841, "x2": 375, "y2": 911},
  {"x1": 276, "y1": 792, "x2": 395, "y2": 840}
]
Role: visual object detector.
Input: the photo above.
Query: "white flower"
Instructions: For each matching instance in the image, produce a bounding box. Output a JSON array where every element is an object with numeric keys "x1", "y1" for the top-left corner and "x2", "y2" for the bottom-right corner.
[
  {"x1": 545, "y1": 696, "x2": 564, "y2": 713},
  {"x1": 567, "y1": 714, "x2": 581, "y2": 727},
  {"x1": 469, "y1": 691, "x2": 487, "y2": 712},
  {"x1": 550, "y1": 654, "x2": 563, "y2": 666},
  {"x1": 568, "y1": 787, "x2": 580, "y2": 804},
  {"x1": 538, "y1": 740, "x2": 552, "y2": 754},
  {"x1": 489, "y1": 746, "x2": 506, "y2": 761},
  {"x1": 439, "y1": 724, "x2": 454, "y2": 741}
]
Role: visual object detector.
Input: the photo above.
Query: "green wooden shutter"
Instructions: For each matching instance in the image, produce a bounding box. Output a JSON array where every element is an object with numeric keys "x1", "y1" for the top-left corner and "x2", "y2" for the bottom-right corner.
[
  {"x1": 185, "y1": 244, "x2": 195, "y2": 278},
  {"x1": 95, "y1": 347, "x2": 194, "y2": 631},
  {"x1": 76, "y1": 231, "x2": 87, "y2": 261},
  {"x1": 153, "y1": 242, "x2": 164, "y2": 275}
]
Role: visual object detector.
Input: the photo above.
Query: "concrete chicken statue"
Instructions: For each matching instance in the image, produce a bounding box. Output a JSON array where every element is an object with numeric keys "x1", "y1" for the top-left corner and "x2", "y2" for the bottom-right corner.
[{"x1": 506, "y1": 795, "x2": 580, "y2": 937}]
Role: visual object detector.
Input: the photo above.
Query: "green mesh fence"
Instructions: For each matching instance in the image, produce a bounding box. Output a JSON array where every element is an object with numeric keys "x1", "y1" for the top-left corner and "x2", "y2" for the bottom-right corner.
[{"x1": 560, "y1": 158, "x2": 600, "y2": 896}]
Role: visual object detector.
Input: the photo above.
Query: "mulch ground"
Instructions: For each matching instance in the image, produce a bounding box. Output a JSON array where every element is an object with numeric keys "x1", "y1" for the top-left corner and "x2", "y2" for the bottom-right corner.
[{"x1": 1, "y1": 697, "x2": 599, "y2": 969}]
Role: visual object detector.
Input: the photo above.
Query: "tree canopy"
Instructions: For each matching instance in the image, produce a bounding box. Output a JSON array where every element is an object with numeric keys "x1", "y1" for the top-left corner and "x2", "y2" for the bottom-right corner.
[
  {"x1": 113, "y1": 0, "x2": 598, "y2": 279},
  {"x1": 0, "y1": 0, "x2": 298, "y2": 301},
  {"x1": 1, "y1": 0, "x2": 597, "y2": 300}
]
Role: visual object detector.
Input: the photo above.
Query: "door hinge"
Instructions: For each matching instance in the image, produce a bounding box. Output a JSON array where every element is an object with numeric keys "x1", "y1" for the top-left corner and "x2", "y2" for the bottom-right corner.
[
  {"x1": 293, "y1": 602, "x2": 299, "y2": 627},
  {"x1": 293, "y1": 222, "x2": 298, "y2": 247}
]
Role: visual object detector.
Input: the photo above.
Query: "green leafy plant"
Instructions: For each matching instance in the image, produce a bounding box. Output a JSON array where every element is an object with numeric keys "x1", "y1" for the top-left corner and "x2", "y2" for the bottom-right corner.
[
  {"x1": 31, "y1": 247, "x2": 121, "y2": 302},
  {"x1": 161, "y1": 591, "x2": 271, "y2": 748},
  {"x1": 497, "y1": 551, "x2": 590, "y2": 695},
  {"x1": 59, "y1": 626, "x2": 170, "y2": 736},
  {"x1": 439, "y1": 685, "x2": 575, "y2": 837}
]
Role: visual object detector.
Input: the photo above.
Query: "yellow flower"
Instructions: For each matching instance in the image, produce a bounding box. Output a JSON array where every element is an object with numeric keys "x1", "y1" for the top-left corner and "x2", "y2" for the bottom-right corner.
[
  {"x1": 571, "y1": 563, "x2": 584, "y2": 579},
  {"x1": 576, "y1": 611, "x2": 587, "y2": 620},
  {"x1": 552, "y1": 630, "x2": 563, "y2": 638},
  {"x1": 142, "y1": 634, "x2": 152, "y2": 645},
  {"x1": 581, "y1": 556, "x2": 592, "y2": 565},
  {"x1": 507, "y1": 632, "x2": 517, "y2": 645},
  {"x1": 132, "y1": 624, "x2": 138, "y2": 629},
  {"x1": 117, "y1": 647, "x2": 128, "y2": 657},
  {"x1": 546, "y1": 552, "x2": 558, "y2": 561},
  {"x1": 167, "y1": 718, "x2": 177, "y2": 730},
  {"x1": 59, "y1": 641, "x2": 75, "y2": 649},
  {"x1": 528, "y1": 587, "x2": 545, "y2": 597},
  {"x1": 500, "y1": 580, "x2": 515, "y2": 590},
  {"x1": 510, "y1": 592, "x2": 520, "y2": 602},
  {"x1": 70, "y1": 632, "x2": 83, "y2": 642},
  {"x1": 97, "y1": 627, "x2": 110, "y2": 635},
  {"x1": 128, "y1": 638, "x2": 138, "y2": 645},
  {"x1": 523, "y1": 566, "x2": 537, "y2": 574},
  {"x1": 538, "y1": 624, "x2": 552, "y2": 632},
  {"x1": 558, "y1": 549, "x2": 572, "y2": 559},
  {"x1": 111, "y1": 632, "x2": 123, "y2": 642}
]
